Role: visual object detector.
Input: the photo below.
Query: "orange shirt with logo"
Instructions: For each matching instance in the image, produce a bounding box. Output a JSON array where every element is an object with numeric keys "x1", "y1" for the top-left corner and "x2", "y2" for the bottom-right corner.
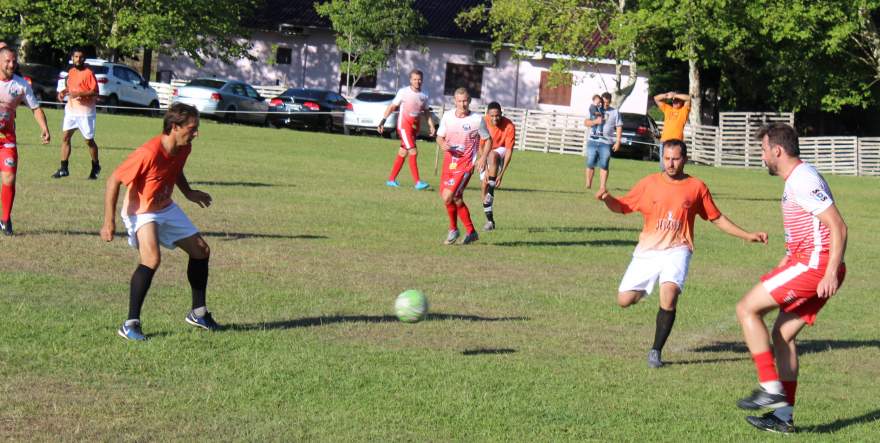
[
  {"x1": 113, "y1": 136, "x2": 191, "y2": 215},
  {"x1": 485, "y1": 115, "x2": 516, "y2": 149},
  {"x1": 65, "y1": 67, "x2": 98, "y2": 116},
  {"x1": 617, "y1": 173, "x2": 721, "y2": 253},
  {"x1": 658, "y1": 101, "x2": 690, "y2": 141}
]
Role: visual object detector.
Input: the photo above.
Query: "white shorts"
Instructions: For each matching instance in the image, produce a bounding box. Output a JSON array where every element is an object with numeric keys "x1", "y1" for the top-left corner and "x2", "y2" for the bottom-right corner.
[
  {"x1": 62, "y1": 113, "x2": 96, "y2": 140},
  {"x1": 121, "y1": 203, "x2": 199, "y2": 250},
  {"x1": 618, "y1": 246, "x2": 692, "y2": 295},
  {"x1": 479, "y1": 147, "x2": 508, "y2": 181}
]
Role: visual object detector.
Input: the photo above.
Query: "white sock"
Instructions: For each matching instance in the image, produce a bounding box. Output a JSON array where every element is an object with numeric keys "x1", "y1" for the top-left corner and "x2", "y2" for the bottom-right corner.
[
  {"x1": 760, "y1": 380, "x2": 784, "y2": 395},
  {"x1": 124, "y1": 319, "x2": 140, "y2": 327},
  {"x1": 193, "y1": 306, "x2": 207, "y2": 317},
  {"x1": 774, "y1": 406, "x2": 794, "y2": 422}
]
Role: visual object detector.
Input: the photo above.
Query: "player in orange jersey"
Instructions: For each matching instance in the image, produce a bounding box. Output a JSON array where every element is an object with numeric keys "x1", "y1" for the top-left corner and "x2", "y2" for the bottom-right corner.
[
  {"x1": 53, "y1": 48, "x2": 101, "y2": 179},
  {"x1": 597, "y1": 139, "x2": 767, "y2": 368},
  {"x1": 479, "y1": 101, "x2": 515, "y2": 231},
  {"x1": 101, "y1": 103, "x2": 217, "y2": 341}
]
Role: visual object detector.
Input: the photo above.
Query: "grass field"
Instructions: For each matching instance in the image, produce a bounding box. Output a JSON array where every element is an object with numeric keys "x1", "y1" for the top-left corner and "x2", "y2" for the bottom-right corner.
[{"x1": 2, "y1": 109, "x2": 879, "y2": 441}]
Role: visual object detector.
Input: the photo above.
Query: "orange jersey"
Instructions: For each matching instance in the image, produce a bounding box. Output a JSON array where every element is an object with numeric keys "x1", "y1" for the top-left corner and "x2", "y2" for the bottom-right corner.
[
  {"x1": 617, "y1": 173, "x2": 721, "y2": 253},
  {"x1": 114, "y1": 136, "x2": 191, "y2": 215},
  {"x1": 65, "y1": 67, "x2": 98, "y2": 116},
  {"x1": 485, "y1": 115, "x2": 516, "y2": 149},
  {"x1": 658, "y1": 101, "x2": 690, "y2": 141}
]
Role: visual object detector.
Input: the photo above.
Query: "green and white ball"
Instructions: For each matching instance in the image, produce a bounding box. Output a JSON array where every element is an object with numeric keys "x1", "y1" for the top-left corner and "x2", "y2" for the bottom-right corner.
[{"x1": 395, "y1": 289, "x2": 428, "y2": 323}]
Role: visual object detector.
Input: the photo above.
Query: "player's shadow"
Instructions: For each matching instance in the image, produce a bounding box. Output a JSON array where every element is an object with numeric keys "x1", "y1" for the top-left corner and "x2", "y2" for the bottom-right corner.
[
  {"x1": 691, "y1": 339, "x2": 880, "y2": 355},
  {"x1": 713, "y1": 193, "x2": 778, "y2": 202},
  {"x1": 461, "y1": 348, "x2": 517, "y2": 356},
  {"x1": 800, "y1": 409, "x2": 880, "y2": 434},
  {"x1": 493, "y1": 239, "x2": 637, "y2": 247},
  {"x1": 524, "y1": 226, "x2": 639, "y2": 234},
  {"x1": 222, "y1": 313, "x2": 529, "y2": 331},
  {"x1": 25, "y1": 229, "x2": 326, "y2": 241},
  {"x1": 500, "y1": 187, "x2": 584, "y2": 195},
  {"x1": 189, "y1": 180, "x2": 292, "y2": 188},
  {"x1": 662, "y1": 356, "x2": 749, "y2": 366}
]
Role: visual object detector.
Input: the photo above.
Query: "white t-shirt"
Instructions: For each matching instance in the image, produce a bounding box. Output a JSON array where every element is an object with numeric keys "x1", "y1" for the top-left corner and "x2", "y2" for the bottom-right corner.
[
  {"x1": 0, "y1": 75, "x2": 39, "y2": 147},
  {"x1": 782, "y1": 161, "x2": 835, "y2": 268},
  {"x1": 437, "y1": 111, "x2": 489, "y2": 171}
]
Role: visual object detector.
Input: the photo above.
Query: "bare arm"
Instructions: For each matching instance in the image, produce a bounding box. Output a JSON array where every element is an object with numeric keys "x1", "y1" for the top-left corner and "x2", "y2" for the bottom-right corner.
[
  {"x1": 672, "y1": 92, "x2": 691, "y2": 102},
  {"x1": 596, "y1": 190, "x2": 627, "y2": 214},
  {"x1": 477, "y1": 137, "x2": 492, "y2": 172},
  {"x1": 497, "y1": 150, "x2": 513, "y2": 187},
  {"x1": 653, "y1": 93, "x2": 668, "y2": 107},
  {"x1": 177, "y1": 172, "x2": 212, "y2": 208},
  {"x1": 101, "y1": 175, "x2": 123, "y2": 242},
  {"x1": 424, "y1": 107, "x2": 436, "y2": 137},
  {"x1": 710, "y1": 214, "x2": 768, "y2": 243},
  {"x1": 31, "y1": 108, "x2": 50, "y2": 144},
  {"x1": 612, "y1": 125, "x2": 622, "y2": 152},
  {"x1": 377, "y1": 103, "x2": 399, "y2": 134},
  {"x1": 436, "y1": 135, "x2": 450, "y2": 152},
  {"x1": 815, "y1": 204, "x2": 848, "y2": 298}
]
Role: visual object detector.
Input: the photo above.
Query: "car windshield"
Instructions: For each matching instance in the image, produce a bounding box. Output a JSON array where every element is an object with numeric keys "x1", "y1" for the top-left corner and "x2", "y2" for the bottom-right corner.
[
  {"x1": 188, "y1": 79, "x2": 226, "y2": 89},
  {"x1": 356, "y1": 92, "x2": 395, "y2": 102},
  {"x1": 282, "y1": 89, "x2": 324, "y2": 100}
]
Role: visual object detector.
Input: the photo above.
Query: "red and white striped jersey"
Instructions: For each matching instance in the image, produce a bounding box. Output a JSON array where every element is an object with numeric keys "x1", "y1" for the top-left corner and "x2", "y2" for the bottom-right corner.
[
  {"x1": 392, "y1": 87, "x2": 429, "y2": 126},
  {"x1": 782, "y1": 162, "x2": 835, "y2": 268}
]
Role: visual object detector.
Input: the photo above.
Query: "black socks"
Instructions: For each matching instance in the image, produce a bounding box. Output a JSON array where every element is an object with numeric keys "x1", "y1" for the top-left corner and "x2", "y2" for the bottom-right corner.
[{"x1": 652, "y1": 307, "x2": 677, "y2": 352}]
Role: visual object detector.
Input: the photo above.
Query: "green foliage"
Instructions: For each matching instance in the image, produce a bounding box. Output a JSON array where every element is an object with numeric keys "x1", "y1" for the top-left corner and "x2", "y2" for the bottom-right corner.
[
  {"x1": 316, "y1": 0, "x2": 426, "y2": 95},
  {"x1": 0, "y1": 0, "x2": 258, "y2": 64}
]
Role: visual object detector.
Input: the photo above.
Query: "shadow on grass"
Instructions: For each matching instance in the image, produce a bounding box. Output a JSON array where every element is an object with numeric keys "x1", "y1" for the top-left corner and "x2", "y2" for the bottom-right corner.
[
  {"x1": 800, "y1": 409, "x2": 880, "y2": 434},
  {"x1": 493, "y1": 239, "x2": 637, "y2": 247},
  {"x1": 691, "y1": 340, "x2": 880, "y2": 355},
  {"x1": 222, "y1": 313, "x2": 529, "y2": 331},
  {"x1": 25, "y1": 230, "x2": 325, "y2": 241},
  {"x1": 190, "y1": 180, "x2": 292, "y2": 188},
  {"x1": 713, "y1": 193, "x2": 778, "y2": 202},
  {"x1": 524, "y1": 226, "x2": 639, "y2": 234},
  {"x1": 663, "y1": 356, "x2": 749, "y2": 366},
  {"x1": 461, "y1": 348, "x2": 517, "y2": 356},
  {"x1": 500, "y1": 187, "x2": 584, "y2": 195}
]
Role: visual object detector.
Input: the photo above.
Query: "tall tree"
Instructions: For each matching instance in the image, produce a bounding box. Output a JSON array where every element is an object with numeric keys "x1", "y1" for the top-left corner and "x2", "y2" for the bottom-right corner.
[
  {"x1": 315, "y1": 0, "x2": 426, "y2": 96},
  {"x1": 0, "y1": 0, "x2": 259, "y2": 64}
]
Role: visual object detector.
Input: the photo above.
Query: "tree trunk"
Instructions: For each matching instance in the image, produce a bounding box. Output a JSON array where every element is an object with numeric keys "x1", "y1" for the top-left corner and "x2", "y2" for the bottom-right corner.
[
  {"x1": 346, "y1": 32, "x2": 353, "y2": 96},
  {"x1": 688, "y1": 58, "x2": 701, "y2": 125}
]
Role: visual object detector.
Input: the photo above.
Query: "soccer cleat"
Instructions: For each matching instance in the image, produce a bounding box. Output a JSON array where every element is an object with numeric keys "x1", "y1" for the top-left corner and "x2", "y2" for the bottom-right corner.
[
  {"x1": 737, "y1": 388, "x2": 789, "y2": 410},
  {"x1": 88, "y1": 164, "x2": 101, "y2": 180},
  {"x1": 647, "y1": 349, "x2": 664, "y2": 368},
  {"x1": 462, "y1": 230, "x2": 479, "y2": 245},
  {"x1": 385, "y1": 180, "x2": 400, "y2": 188},
  {"x1": 414, "y1": 181, "x2": 430, "y2": 190},
  {"x1": 118, "y1": 321, "x2": 147, "y2": 341},
  {"x1": 185, "y1": 310, "x2": 221, "y2": 331},
  {"x1": 745, "y1": 411, "x2": 795, "y2": 434},
  {"x1": 483, "y1": 221, "x2": 495, "y2": 231},
  {"x1": 51, "y1": 168, "x2": 70, "y2": 179},
  {"x1": 0, "y1": 218, "x2": 11, "y2": 236},
  {"x1": 444, "y1": 229, "x2": 460, "y2": 245}
]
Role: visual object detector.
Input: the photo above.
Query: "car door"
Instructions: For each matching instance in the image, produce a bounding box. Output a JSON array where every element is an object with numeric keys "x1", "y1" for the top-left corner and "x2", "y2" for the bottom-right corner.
[
  {"x1": 123, "y1": 68, "x2": 150, "y2": 107},
  {"x1": 327, "y1": 92, "x2": 347, "y2": 128},
  {"x1": 243, "y1": 84, "x2": 268, "y2": 123},
  {"x1": 229, "y1": 83, "x2": 249, "y2": 122}
]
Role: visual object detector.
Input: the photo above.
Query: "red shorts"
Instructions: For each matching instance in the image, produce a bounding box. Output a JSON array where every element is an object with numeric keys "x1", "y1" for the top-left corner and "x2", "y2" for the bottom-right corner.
[
  {"x1": 0, "y1": 148, "x2": 17, "y2": 173},
  {"x1": 440, "y1": 169, "x2": 472, "y2": 199},
  {"x1": 760, "y1": 259, "x2": 846, "y2": 325},
  {"x1": 397, "y1": 121, "x2": 419, "y2": 150}
]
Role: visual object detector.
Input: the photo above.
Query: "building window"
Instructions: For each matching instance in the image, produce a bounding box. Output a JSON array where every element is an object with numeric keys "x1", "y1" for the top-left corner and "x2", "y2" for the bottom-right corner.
[
  {"x1": 339, "y1": 72, "x2": 377, "y2": 88},
  {"x1": 443, "y1": 63, "x2": 483, "y2": 98},
  {"x1": 538, "y1": 71, "x2": 572, "y2": 106},
  {"x1": 276, "y1": 47, "x2": 292, "y2": 65}
]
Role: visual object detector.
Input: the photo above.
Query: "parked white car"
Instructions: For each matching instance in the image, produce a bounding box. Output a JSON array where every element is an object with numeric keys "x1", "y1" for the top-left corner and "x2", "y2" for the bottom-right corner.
[
  {"x1": 57, "y1": 59, "x2": 160, "y2": 114},
  {"x1": 343, "y1": 91, "x2": 438, "y2": 138}
]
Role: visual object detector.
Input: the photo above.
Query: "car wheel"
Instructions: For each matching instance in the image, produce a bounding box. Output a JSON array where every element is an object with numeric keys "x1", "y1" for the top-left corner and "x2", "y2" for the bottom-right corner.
[
  {"x1": 223, "y1": 106, "x2": 236, "y2": 123},
  {"x1": 343, "y1": 125, "x2": 351, "y2": 136},
  {"x1": 148, "y1": 100, "x2": 160, "y2": 118},
  {"x1": 106, "y1": 95, "x2": 119, "y2": 114}
]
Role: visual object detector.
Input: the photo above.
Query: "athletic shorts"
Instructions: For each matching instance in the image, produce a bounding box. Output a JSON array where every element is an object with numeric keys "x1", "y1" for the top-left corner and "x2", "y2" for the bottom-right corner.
[
  {"x1": 397, "y1": 121, "x2": 420, "y2": 150},
  {"x1": 761, "y1": 259, "x2": 847, "y2": 325},
  {"x1": 586, "y1": 138, "x2": 611, "y2": 170},
  {"x1": 121, "y1": 202, "x2": 199, "y2": 250},
  {"x1": 440, "y1": 169, "x2": 472, "y2": 199},
  {"x1": 62, "y1": 113, "x2": 96, "y2": 140},
  {"x1": 619, "y1": 246, "x2": 692, "y2": 295},
  {"x1": 479, "y1": 147, "x2": 508, "y2": 181},
  {"x1": 0, "y1": 148, "x2": 17, "y2": 173}
]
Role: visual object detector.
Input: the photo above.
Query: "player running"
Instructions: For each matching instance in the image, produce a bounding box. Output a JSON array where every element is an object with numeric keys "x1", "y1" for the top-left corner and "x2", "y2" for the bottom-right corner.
[
  {"x1": 480, "y1": 101, "x2": 515, "y2": 231},
  {"x1": 53, "y1": 47, "x2": 101, "y2": 180},
  {"x1": 378, "y1": 69, "x2": 435, "y2": 190},
  {"x1": 735, "y1": 123, "x2": 848, "y2": 434},
  {"x1": 597, "y1": 139, "x2": 767, "y2": 368},
  {"x1": 436, "y1": 87, "x2": 491, "y2": 245},
  {"x1": 0, "y1": 46, "x2": 51, "y2": 236},
  {"x1": 101, "y1": 103, "x2": 218, "y2": 341}
]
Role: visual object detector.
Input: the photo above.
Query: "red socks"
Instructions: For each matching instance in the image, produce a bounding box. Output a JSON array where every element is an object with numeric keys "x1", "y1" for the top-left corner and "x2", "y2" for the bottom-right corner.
[
  {"x1": 752, "y1": 351, "x2": 779, "y2": 383},
  {"x1": 407, "y1": 155, "x2": 421, "y2": 183},
  {"x1": 445, "y1": 202, "x2": 457, "y2": 230},
  {"x1": 389, "y1": 155, "x2": 405, "y2": 181},
  {"x1": 1, "y1": 183, "x2": 14, "y2": 222},
  {"x1": 457, "y1": 203, "x2": 474, "y2": 234},
  {"x1": 781, "y1": 380, "x2": 798, "y2": 405}
]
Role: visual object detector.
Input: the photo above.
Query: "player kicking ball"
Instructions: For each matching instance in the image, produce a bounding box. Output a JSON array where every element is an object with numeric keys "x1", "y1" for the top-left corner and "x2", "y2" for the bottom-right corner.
[
  {"x1": 597, "y1": 139, "x2": 767, "y2": 368},
  {"x1": 436, "y1": 87, "x2": 491, "y2": 245},
  {"x1": 101, "y1": 103, "x2": 219, "y2": 341}
]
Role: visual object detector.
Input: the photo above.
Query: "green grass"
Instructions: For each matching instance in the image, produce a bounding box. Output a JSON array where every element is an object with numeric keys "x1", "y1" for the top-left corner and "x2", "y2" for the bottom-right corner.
[{"x1": 2, "y1": 109, "x2": 878, "y2": 441}]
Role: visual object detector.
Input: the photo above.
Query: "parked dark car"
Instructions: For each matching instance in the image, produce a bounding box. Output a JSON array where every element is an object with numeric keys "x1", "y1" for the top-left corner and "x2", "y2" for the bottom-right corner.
[
  {"x1": 18, "y1": 63, "x2": 60, "y2": 106},
  {"x1": 267, "y1": 88, "x2": 348, "y2": 131},
  {"x1": 614, "y1": 112, "x2": 661, "y2": 160}
]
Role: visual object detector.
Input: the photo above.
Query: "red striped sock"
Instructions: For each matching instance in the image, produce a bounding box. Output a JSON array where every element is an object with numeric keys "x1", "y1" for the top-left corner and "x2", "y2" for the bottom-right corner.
[
  {"x1": 781, "y1": 380, "x2": 797, "y2": 406},
  {"x1": 752, "y1": 351, "x2": 779, "y2": 383},
  {"x1": 407, "y1": 155, "x2": 421, "y2": 182},
  {"x1": 445, "y1": 202, "x2": 457, "y2": 230},
  {"x1": 1, "y1": 183, "x2": 14, "y2": 221},
  {"x1": 457, "y1": 202, "x2": 474, "y2": 234},
  {"x1": 389, "y1": 155, "x2": 405, "y2": 181}
]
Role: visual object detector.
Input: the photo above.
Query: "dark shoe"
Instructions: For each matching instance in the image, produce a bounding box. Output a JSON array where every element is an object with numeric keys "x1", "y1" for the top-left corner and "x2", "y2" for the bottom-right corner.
[
  {"x1": 0, "y1": 218, "x2": 11, "y2": 236},
  {"x1": 118, "y1": 321, "x2": 147, "y2": 341},
  {"x1": 88, "y1": 164, "x2": 101, "y2": 180},
  {"x1": 647, "y1": 349, "x2": 664, "y2": 368},
  {"x1": 185, "y1": 310, "x2": 221, "y2": 331},
  {"x1": 746, "y1": 411, "x2": 795, "y2": 434},
  {"x1": 51, "y1": 168, "x2": 70, "y2": 179},
  {"x1": 737, "y1": 388, "x2": 789, "y2": 410},
  {"x1": 462, "y1": 230, "x2": 479, "y2": 245}
]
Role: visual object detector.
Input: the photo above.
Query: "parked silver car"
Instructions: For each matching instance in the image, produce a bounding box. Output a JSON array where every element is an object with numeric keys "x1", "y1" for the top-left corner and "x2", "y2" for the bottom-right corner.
[
  {"x1": 171, "y1": 78, "x2": 268, "y2": 125},
  {"x1": 343, "y1": 91, "x2": 437, "y2": 138}
]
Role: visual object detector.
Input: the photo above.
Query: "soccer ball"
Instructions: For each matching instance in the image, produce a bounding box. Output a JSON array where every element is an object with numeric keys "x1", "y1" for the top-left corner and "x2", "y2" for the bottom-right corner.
[{"x1": 395, "y1": 289, "x2": 428, "y2": 323}]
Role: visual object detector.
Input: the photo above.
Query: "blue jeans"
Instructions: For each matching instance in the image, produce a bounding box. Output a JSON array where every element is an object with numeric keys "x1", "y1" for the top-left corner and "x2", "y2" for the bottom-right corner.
[{"x1": 586, "y1": 138, "x2": 611, "y2": 170}]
